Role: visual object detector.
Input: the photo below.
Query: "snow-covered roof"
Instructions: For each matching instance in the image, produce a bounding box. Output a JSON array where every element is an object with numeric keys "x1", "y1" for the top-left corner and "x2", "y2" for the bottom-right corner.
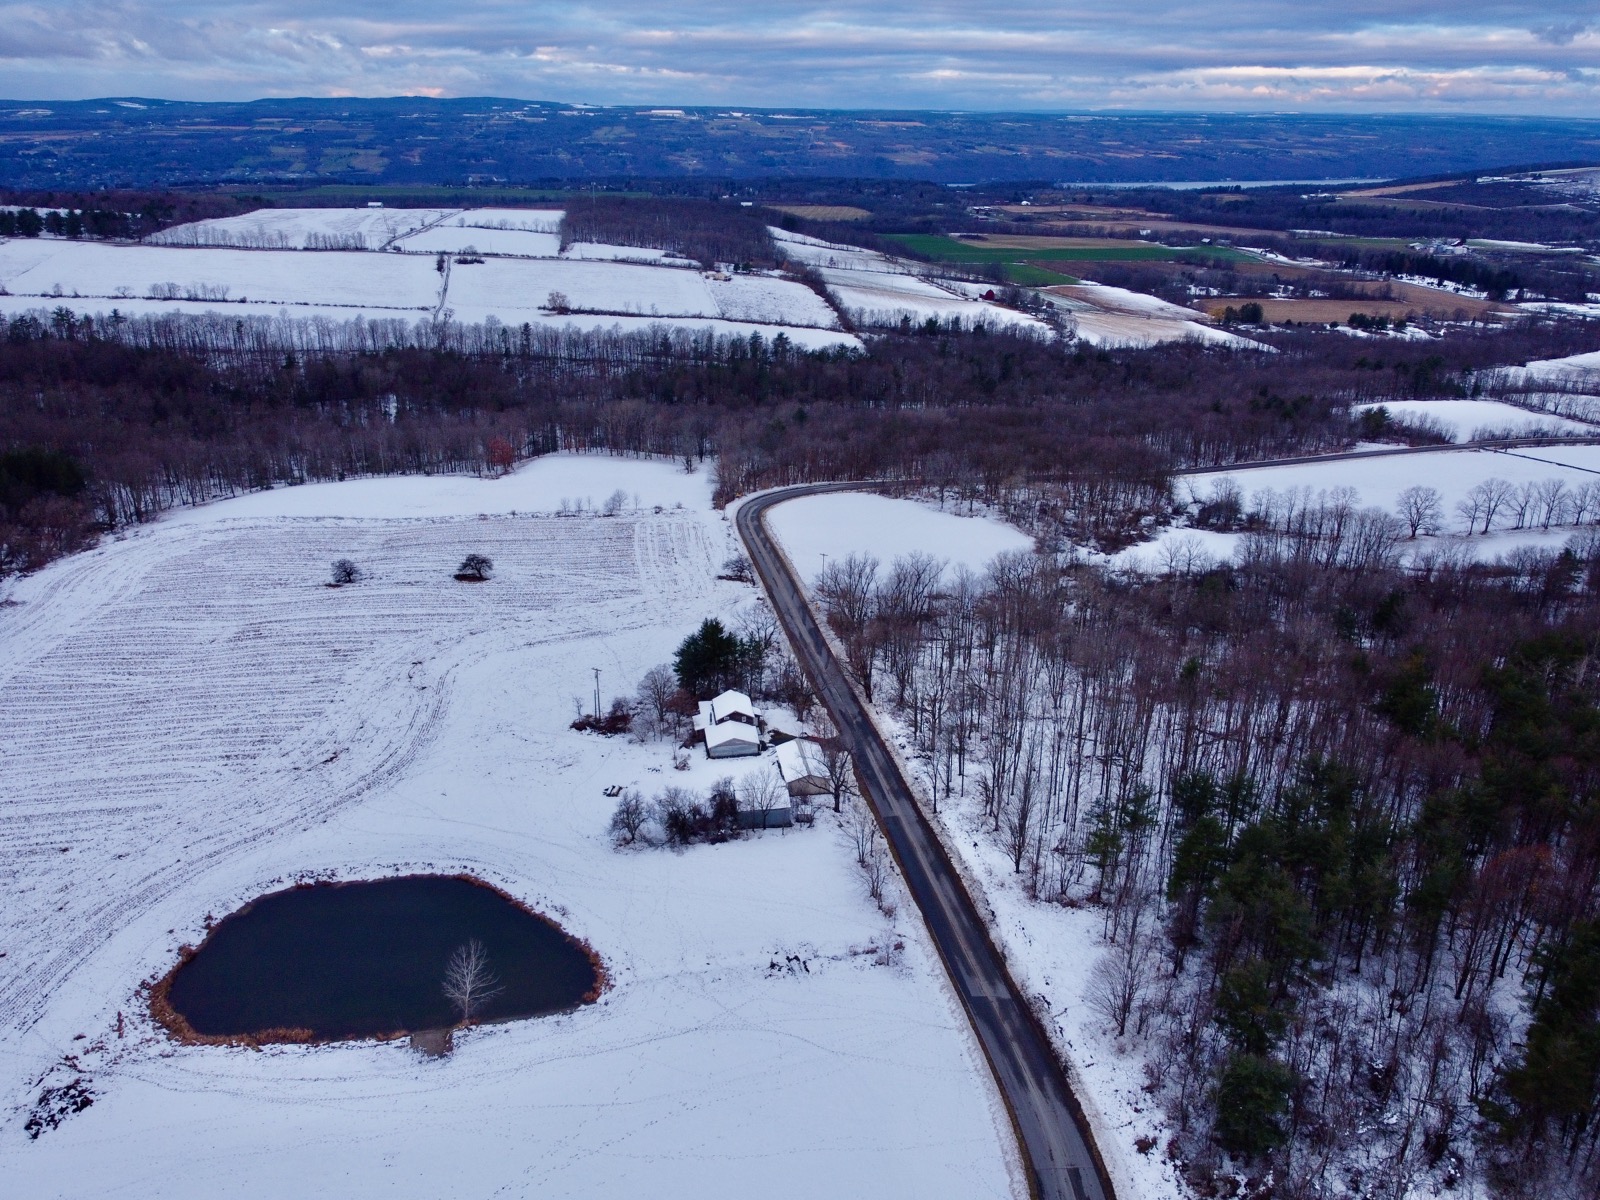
[
  {"x1": 707, "y1": 690, "x2": 758, "y2": 724},
  {"x1": 775, "y1": 738, "x2": 828, "y2": 785},
  {"x1": 705, "y1": 721, "x2": 761, "y2": 751}
]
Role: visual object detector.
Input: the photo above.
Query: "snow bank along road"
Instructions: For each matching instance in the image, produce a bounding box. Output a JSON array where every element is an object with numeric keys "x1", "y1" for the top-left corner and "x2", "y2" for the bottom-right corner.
[{"x1": 737, "y1": 483, "x2": 1114, "y2": 1200}]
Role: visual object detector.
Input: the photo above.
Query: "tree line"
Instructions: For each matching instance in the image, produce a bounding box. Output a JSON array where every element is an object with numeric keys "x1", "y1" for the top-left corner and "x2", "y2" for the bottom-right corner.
[{"x1": 2, "y1": 307, "x2": 1598, "y2": 579}]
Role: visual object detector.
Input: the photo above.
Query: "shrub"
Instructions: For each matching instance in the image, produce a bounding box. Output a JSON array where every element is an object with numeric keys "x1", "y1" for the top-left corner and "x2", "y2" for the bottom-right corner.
[
  {"x1": 455, "y1": 553, "x2": 493, "y2": 581},
  {"x1": 719, "y1": 554, "x2": 755, "y2": 583},
  {"x1": 572, "y1": 697, "x2": 634, "y2": 736},
  {"x1": 608, "y1": 790, "x2": 650, "y2": 846}
]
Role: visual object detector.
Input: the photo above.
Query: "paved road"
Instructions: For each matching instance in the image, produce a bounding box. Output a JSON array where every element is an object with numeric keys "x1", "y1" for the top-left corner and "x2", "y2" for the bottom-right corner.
[{"x1": 737, "y1": 484, "x2": 1113, "y2": 1200}]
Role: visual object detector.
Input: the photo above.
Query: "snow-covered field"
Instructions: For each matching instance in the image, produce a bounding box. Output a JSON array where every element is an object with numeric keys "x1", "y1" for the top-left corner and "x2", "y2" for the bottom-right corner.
[
  {"x1": 1044, "y1": 284, "x2": 1260, "y2": 350},
  {"x1": 1503, "y1": 348, "x2": 1600, "y2": 389},
  {"x1": 1354, "y1": 398, "x2": 1597, "y2": 440},
  {"x1": 0, "y1": 457, "x2": 1015, "y2": 1200},
  {"x1": 762, "y1": 490, "x2": 1178, "y2": 1200},
  {"x1": 434, "y1": 207, "x2": 563, "y2": 232},
  {"x1": 760, "y1": 492, "x2": 1034, "y2": 584},
  {"x1": 771, "y1": 228, "x2": 1048, "y2": 334},
  {"x1": 0, "y1": 241, "x2": 443, "y2": 311},
  {"x1": 1116, "y1": 445, "x2": 1600, "y2": 570},
  {"x1": 443, "y1": 257, "x2": 839, "y2": 330},
  {"x1": 148, "y1": 207, "x2": 455, "y2": 249},
  {"x1": 395, "y1": 225, "x2": 564, "y2": 258},
  {"x1": 0, "y1": 210, "x2": 855, "y2": 346}
]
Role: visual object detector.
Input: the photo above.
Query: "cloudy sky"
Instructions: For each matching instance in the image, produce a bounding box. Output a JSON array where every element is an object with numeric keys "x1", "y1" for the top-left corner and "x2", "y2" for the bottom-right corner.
[{"x1": 2, "y1": 2, "x2": 1599, "y2": 113}]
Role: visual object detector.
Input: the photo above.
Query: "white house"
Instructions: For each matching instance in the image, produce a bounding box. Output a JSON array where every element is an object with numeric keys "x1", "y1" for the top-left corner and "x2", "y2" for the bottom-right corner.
[
  {"x1": 774, "y1": 738, "x2": 831, "y2": 799},
  {"x1": 693, "y1": 689, "x2": 763, "y2": 759}
]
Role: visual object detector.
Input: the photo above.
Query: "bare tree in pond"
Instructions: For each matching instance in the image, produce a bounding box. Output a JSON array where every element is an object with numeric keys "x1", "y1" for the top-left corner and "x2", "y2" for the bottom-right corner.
[{"x1": 442, "y1": 939, "x2": 503, "y2": 1025}]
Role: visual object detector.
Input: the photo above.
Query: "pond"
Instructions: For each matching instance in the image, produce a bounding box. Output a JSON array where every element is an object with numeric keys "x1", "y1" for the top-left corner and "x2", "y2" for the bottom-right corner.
[{"x1": 154, "y1": 875, "x2": 603, "y2": 1043}]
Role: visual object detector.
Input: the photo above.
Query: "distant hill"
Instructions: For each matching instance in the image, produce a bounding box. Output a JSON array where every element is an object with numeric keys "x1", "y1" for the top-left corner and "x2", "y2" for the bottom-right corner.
[{"x1": 3, "y1": 99, "x2": 1599, "y2": 190}]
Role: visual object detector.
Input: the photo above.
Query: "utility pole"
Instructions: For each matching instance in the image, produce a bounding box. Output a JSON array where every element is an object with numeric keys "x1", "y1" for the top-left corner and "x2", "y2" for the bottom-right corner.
[{"x1": 592, "y1": 668, "x2": 601, "y2": 719}]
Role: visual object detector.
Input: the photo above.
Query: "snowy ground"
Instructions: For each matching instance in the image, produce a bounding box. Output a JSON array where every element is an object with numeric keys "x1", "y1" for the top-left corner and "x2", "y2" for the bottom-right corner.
[
  {"x1": 1353, "y1": 398, "x2": 1597, "y2": 440},
  {"x1": 434, "y1": 208, "x2": 564, "y2": 232},
  {"x1": 770, "y1": 228, "x2": 1049, "y2": 334},
  {"x1": 760, "y1": 492, "x2": 1034, "y2": 584},
  {"x1": 147, "y1": 208, "x2": 456, "y2": 249},
  {"x1": 1501, "y1": 348, "x2": 1600, "y2": 389},
  {"x1": 396, "y1": 225, "x2": 564, "y2": 258},
  {"x1": 1043, "y1": 284, "x2": 1260, "y2": 350},
  {"x1": 0, "y1": 241, "x2": 444, "y2": 311},
  {"x1": 0, "y1": 210, "x2": 855, "y2": 348},
  {"x1": 0, "y1": 456, "x2": 1016, "y2": 1200},
  {"x1": 762, "y1": 490, "x2": 1179, "y2": 1200},
  {"x1": 1114, "y1": 445, "x2": 1600, "y2": 571}
]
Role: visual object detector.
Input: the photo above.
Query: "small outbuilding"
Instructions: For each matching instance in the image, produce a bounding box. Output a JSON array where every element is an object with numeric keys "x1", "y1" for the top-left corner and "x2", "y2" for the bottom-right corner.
[
  {"x1": 737, "y1": 792, "x2": 793, "y2": 830},
  {"x1": 774, "y1": 738, "x2": 831, "y2": 799},
  {"x1": 693, "y1": 689, "x2": 764, "y2": 759}
]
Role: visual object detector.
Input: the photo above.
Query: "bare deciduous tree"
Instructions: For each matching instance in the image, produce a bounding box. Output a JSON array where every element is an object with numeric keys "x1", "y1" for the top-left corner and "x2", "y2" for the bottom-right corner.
[
  {"x1": 720, "y1": 553, "x2": 755, "y2": 583},
  {"x1": 1457, "y1": 477, "x2": 1514, "y2": 535},
  {"x1": 1395, "y1": 485, "x2": 1444, "y2": 538},
  {"x1": 442, "y1": 939, "x2": 503, "y2": 1026},
  {"x1": 456, "y1": 553, "x2": 493, "y2": 581},
  {"x1": 633, "y1": 664, "x2": 679, "y2": 740},
  {"x1": 1085, "y1": 898, "x2": 1160, "y2": 1038},
  {"x1": 608, "y1": 789, "x2": 650, "y2": 846},
  {"x1": 1531, "y1": 478, "x2": 1570, "y2": 530},
  {"x1": 811, "y1": 711, "x2": 856, "y2": 812},
  {"x1": 330, "y1": 558, "x2": 362, "y2": 585},
  {"x1": 737, "y1": 764, "x2": 787, "y2": 829}
]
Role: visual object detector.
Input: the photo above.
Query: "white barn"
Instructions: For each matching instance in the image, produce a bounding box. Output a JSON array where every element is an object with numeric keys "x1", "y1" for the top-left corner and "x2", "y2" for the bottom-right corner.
[{"x1": 693, "y1": 689, "x2": 763, "y2": 759}]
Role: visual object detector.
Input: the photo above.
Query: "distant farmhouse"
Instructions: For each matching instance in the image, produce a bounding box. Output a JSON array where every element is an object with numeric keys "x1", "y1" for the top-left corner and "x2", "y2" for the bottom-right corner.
[{"x1": 693, "y1": 689, "x2": 763, "y2": 759}]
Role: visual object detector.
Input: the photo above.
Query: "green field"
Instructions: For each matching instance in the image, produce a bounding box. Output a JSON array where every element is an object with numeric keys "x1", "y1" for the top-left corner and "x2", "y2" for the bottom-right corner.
[
  {"x1": 1004, "y1": 263, "x2": 1081, "y2": 286},
  {"x1": 887, "y1": 233, "x2": 1248, "y2": 268}
]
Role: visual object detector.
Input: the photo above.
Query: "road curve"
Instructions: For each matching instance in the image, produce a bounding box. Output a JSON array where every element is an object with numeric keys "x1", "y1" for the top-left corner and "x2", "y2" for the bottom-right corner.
[{"x1": 736, "y1": 483, "x2": 1114, "y2": 1200}]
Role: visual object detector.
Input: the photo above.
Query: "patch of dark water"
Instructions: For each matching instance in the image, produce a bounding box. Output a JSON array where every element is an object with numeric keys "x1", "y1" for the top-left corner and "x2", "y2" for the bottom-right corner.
[{"x1": 155, "y1": 875, "x2": 601, "y2": 1043}]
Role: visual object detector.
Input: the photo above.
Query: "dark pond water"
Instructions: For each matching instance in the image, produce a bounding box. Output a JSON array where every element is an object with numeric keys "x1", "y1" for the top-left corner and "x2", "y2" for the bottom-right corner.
[{"x1": 164, "y1": 875, "x2": 600, "y2": 1040}]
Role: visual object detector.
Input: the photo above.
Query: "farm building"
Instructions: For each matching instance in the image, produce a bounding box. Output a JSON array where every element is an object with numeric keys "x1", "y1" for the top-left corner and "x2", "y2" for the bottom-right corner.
[
  {"x1": 693, "y1": 689, "x2": 763, "y2": 759},
  {"x1": 737, "y1": 788, "x2": 793, "y2": 830},
  {"x1": 775, "y1": 738, "x2": 831, "y2": 798}
]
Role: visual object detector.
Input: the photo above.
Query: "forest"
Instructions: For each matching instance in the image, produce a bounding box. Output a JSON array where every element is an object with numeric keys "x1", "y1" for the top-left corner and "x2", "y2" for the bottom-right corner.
[
  {"x1": 810, "y1": 525, "x2": 1600, "y2": 1198},
  {"x1": 3, "y1": 297, "x2": 1600, "y2": 1195}
]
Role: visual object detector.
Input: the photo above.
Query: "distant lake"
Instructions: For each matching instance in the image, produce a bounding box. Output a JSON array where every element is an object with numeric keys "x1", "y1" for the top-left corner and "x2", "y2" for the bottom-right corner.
[{"x1": 159, "y1": 876, "x2": 601, "y2": 1042}]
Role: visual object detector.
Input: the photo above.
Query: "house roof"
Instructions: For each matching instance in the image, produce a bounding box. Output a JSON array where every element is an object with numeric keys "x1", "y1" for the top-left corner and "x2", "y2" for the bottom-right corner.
[
  {"x1": 775, "y1": 738, "x2": 828, "y2": 785},
  {"x1": 707, "y1": 690, "x2": 758, "y2": 724},
  {"x1": 705, "y1": 721, "x2": 761, "y2": 750}
]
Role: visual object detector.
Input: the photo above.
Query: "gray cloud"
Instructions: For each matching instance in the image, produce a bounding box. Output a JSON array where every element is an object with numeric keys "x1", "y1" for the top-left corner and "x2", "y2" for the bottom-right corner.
[
  {"x1": 1, "y1": 2, "x2": 1598, "y2": 112},
  {"x1": 1534, "y1": 20, "x2": 1595, "y2": 44}
]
